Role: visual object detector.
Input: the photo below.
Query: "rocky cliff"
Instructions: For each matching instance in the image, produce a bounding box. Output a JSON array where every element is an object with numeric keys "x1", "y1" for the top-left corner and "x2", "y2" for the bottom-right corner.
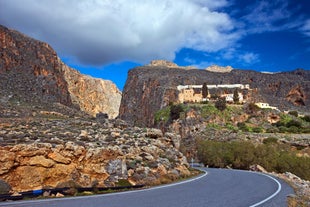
[
  {"x1": 0, "y1": 25, "x2": 121, "y2": 118},
  {"x1": 119, "y1": 61, "x2": 310, "y2": 126}
]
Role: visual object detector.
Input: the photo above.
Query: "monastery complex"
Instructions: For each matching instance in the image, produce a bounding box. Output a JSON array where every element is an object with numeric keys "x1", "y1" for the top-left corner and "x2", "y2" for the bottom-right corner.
[{"x1": 177, "y1": 84, "x2": 250, "y2": 104}]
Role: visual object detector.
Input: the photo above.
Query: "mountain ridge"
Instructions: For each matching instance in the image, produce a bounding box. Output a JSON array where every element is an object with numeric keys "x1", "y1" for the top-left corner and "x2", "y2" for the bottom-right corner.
[
  {"x1": 0, "y1": 24, "x2": 121, "y2": 118},
  {"x1": 120, "y1": 62, "x2": 310, "y2": 127}
]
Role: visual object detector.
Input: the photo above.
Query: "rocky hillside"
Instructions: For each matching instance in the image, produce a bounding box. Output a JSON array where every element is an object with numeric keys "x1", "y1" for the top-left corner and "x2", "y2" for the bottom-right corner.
[
  {"x1": 0, "y1": 24, "x2": 121, "y2": 118},
  {"x1": 0, "y1": 114, "x2": 189, "y2": 192},
  {"x1": 119, "y1": 61, "x2": 310, "y2": 126}
]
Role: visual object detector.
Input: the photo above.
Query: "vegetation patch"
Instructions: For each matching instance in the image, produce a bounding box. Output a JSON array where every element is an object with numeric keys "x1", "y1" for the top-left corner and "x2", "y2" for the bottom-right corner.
[{"x1": 197, "y1": 140, "x2": 310, "y2": 180}]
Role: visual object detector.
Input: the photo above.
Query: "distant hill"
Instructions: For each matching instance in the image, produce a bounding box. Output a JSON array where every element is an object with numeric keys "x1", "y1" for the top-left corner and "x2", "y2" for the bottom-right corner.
[
  {"x1": 119, "y1": 61, "x2": 310, "y2": 126},
  {"x1": 0, "y1": 25, "x2": 121, "y2": 118}
]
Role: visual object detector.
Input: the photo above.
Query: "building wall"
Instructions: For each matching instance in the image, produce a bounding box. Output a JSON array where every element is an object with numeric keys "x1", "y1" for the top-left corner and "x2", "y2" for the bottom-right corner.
[
  {"x1": 179, "y1": 88, "x2": 203, "y2": 103},
  {"x1": 178, "y1": 84, "x2": 250, "y2": 104}
]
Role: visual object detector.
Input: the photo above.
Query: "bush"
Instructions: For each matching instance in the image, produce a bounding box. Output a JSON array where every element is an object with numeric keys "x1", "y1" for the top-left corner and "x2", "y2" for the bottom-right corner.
[
  {"x1": 244, "y1": 103, "x2": 260, "y2": 114},
  {"x1": 154, "y1": 107, "x2": 170, "y2": 124},
  {"x1": 263, "y1": 137, "x2": 278, "y2": 144},
  {"x1": 278, "y1": 126, "x2": 288, "y2": 133},
  {"x1": 266, "y1": 127, "x2": 279, "y2": 133},
  {"x1": 215, "y1": 98, "x2": 227, "y2": 111},
  {"x1": 252, "y1": 127, "x2": 263, "y2": 133},
  {"x1": 287, "y1": 126, "x2": 300, "y2": 133},
  {"x1": 237, "y1": 122, "x2": 249, "y2": 132},
  {"x1": 170, "y1": 104, "x2": 184, "y2": 121},
  {"x1": 197, "y1": 140, "x2": 310, "y2": 180},
  {"x1": 286, "y1": 120, "x2": 302, "y2": 128},
  {"x1": 302, "y1": 115, "x2": 310, "y2": 122},
  {"x1": 115, "y1": 179, "x2": 132, "y2": 187},
  {"x1": 288, "y1": 111, "x2": 298, "y2": 117}
]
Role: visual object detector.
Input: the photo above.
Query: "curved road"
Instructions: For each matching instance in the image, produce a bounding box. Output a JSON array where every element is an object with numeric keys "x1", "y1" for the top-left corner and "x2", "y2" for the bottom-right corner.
[{"x1": 1, "y1": 168, "x2": 294, "y2": 207}]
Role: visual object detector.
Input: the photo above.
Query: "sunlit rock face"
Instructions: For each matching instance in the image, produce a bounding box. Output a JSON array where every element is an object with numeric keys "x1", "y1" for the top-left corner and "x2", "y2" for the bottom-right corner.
[{"x1": 0, "y1": 24, "x2": 121, "y2": 118}]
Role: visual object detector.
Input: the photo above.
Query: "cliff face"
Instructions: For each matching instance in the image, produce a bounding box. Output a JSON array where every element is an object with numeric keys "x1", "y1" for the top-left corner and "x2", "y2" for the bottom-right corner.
[
  {"x1": 119, "y1": 63, "x2": 310, "y2": 127},
  {"x1": 0, "y1": 25, "x2": 121, "y2": 118},
  {"x1": 62, "y1": 65, "x2": 121, "y2": 118}
]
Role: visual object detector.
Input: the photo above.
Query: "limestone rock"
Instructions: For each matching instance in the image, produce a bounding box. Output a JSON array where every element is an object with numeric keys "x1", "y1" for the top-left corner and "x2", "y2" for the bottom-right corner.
[
  {"x1": 48, "y1": 152, "x2": 71, "y2": 164},
  {"x1": 205, "y1": 65, "x2": 233, "y2": 73},
  {"x1": 0, "y1": 118, "x2": 190, "y2": 192},
  {"x1": 0, "y1": 150, "x2": 15, "y2": 175},
  {"x1": 286, "y1": 85, "x2": 306, "y2": 106},
  {"x1": 249, "y1": 164, "x2": 267, "y2": 173},
  {"x1": 62, "y1": 65, "x2": 122, "y2": 118},
  {"x1": 148, "y1": 60, "x2": 179, "y2": 68},
  {"x1": 28, "y1": 156, "x2": 55, "y2": 168}
]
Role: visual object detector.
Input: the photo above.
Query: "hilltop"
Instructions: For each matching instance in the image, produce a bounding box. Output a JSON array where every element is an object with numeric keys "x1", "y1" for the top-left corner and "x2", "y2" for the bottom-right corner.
[{"x1": 120, "y1": 60, "x2": 310, "y2": 127}]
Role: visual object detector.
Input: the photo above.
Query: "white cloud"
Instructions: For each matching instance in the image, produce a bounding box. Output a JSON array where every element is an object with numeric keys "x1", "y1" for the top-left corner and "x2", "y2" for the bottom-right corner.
[
  {"x1": 302, "y1": 19, "x2": 310, "y2": 36},
  {"x1": 238, "y1": 52, "x2": 260, "y2": 65},
  {"x1": 241, "y1": 0, "x2": 301, "y2": 33},
  {"x1": 0, "y1": 0, "x2": 239, "y2": 65}
]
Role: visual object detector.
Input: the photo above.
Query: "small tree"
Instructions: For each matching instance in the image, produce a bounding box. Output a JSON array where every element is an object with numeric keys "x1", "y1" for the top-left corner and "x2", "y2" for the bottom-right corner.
[
  {"x1": 215, "y1": 97, "x2": 227, "y2": 111},
  {"x1": 202, "y1": 82, "x2": 208, "y2": 99},
  {"x1": 233, "y1": 88, "x2": 239, "y2": 104},
  {"x1": 170, "y1": 104, "x2": 184, "y2": 121}
]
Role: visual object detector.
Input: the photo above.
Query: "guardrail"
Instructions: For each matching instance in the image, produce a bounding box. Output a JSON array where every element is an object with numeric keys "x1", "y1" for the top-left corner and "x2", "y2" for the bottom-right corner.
[{"x1": 0, "y1": 185, "x2": 144, "y2": 201}]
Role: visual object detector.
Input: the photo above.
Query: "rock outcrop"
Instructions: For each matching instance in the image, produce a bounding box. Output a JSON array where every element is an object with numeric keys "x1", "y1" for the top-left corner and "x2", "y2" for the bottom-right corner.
[
  {"x1": 205, "y1": 65, "x2": 233, "y2": 73},
  {"x1": 0, "y1": 117, "x2": 189, "y2": 192},
  {"x1": 148, "y1": 60, "x2": 196, "y2": 70},
  {"x1": 119, "y1": 63, "x2": 310, "y2": 127},
  {"x1": 62, "y1": 65, "x2": 121, "y2": 118},
  {"x1": 0, "y1": 24, "x2": 121, "y2": 118}
]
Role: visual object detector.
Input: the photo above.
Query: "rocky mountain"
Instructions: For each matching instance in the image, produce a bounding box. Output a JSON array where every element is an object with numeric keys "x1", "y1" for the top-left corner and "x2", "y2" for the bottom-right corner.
[
  {"x1": 0, "y1": 24, "x2": 121, "y2": 118},
  {"x1": 0, "y1": 26, "x2": 191, "y2": 194},
  {"x1": 119, "y1": 60, "x2": 310, "y2": 127}
]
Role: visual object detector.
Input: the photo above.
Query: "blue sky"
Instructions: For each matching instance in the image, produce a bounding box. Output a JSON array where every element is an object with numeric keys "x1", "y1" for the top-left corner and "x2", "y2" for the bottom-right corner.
[{"x1": 0, "y1": 0, "x2": 310, "y2": 90}]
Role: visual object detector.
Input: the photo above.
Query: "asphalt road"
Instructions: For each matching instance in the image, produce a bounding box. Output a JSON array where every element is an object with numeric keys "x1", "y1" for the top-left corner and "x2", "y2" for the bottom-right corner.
[{"x1": 0, "y1": 168, "x2": 294, "y2": 207}]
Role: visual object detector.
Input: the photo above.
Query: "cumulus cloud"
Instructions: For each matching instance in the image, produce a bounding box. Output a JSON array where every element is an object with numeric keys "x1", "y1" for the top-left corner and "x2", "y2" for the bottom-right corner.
[{"x1": 0, "y1": 0, "x2": 239, "y2": 65}]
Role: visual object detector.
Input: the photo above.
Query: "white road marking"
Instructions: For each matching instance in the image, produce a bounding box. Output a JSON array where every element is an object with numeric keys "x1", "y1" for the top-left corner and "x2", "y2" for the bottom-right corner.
[
  {"x1": 249, "y1": 172, "x2": 282, "y2": 207},
  {"x1": 0, "y1": 169, "x2": 284, "y2": 207},
  {"x1": 0, "y1": 171, "x2": 208, "y2": 206}
]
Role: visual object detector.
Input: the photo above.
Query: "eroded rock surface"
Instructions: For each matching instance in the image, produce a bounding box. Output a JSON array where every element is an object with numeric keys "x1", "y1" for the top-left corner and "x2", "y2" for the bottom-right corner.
[{"x1": 0, "y1": 118, "x2": 189, "y2": 192}]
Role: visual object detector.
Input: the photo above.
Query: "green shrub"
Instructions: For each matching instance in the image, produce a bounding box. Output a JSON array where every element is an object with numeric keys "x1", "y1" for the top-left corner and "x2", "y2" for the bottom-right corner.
[
  {"x1": 115, "y1": 179, "x2": 132, "y2": 187},
  {"x1": 302, "y1": 115, "x2": 310, "y2": 122},
  {"x1": 288, "y1": 111, "x2": 298, "y2": 117},
  {"x1": 197, "y1": 140, "x2": 310, "y2": 180},
  {"x1": 244, "y1": 103, "x2": 260, "y2": 114},
  {"x1": 278, "y1": 126, "x2": 288, "y2": 133},
  {"x1": 263, "y1": 137, "x2": 278, "y2": 144},
  {"x1": 286, "y1": 120, "x2": 302, "y2": 128},
  {"x1": 266, "y1": 127, "x2": 279, "y2": 133},
  {"x1": 215, "y1": 98, "x2": 227, "y2": 111},
  {"x1": 154, "y1": 107, "x2": 170, "y2": 124},
  {"x1": 287, "y1": 126, "x2": 300, "y2": 133},
  {"x1": 252, "y1": 127, "x2": 263, "y2": 133},
  {"x1": 170, "y1": 104, "x2": 184, "y2": 121},
  {"x1": 237, "y1": 122, "x2": 250, "y2": 132}
]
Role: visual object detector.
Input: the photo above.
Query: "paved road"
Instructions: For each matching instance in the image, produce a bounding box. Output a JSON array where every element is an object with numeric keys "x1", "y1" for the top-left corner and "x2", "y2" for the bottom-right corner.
[{"x1": 0, "y1": 168, "x2": 294, "y2": 207}]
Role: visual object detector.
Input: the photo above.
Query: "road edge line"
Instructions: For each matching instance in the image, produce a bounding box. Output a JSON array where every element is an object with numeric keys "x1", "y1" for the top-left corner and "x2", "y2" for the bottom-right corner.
[
  {"x1": 0, "y1": 170, "x2": 208, "y2": 206},
  {"x1": 249, "y1": 172, "x2": 282, "y2": 207}
]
